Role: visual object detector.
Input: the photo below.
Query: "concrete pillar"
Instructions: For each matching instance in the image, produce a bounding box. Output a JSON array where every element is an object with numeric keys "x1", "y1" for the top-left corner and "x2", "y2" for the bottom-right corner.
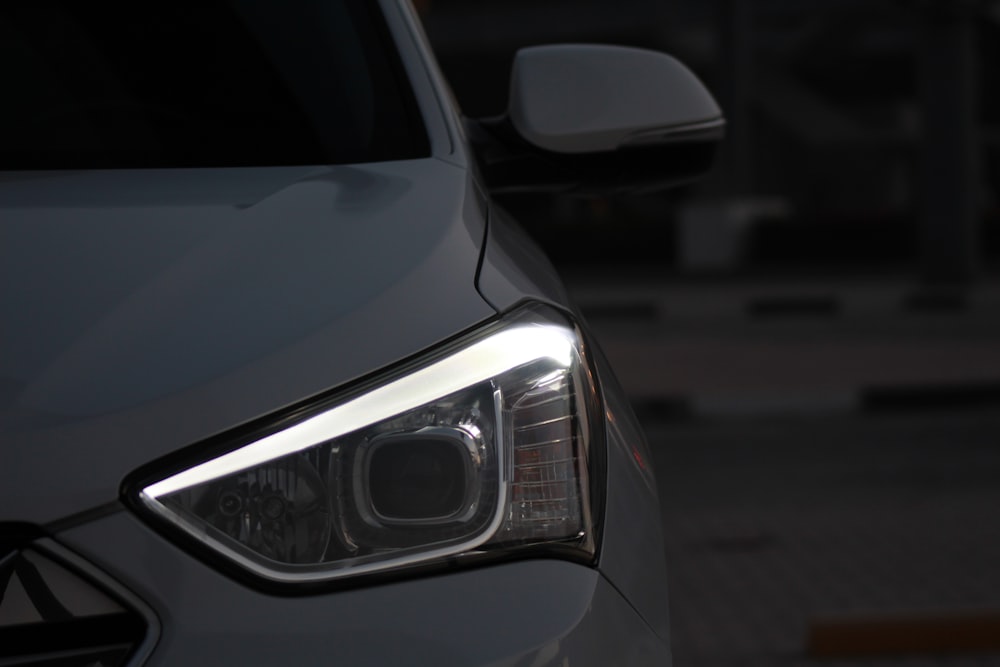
[
  {"x1": 718, "y1": 0, "x2": 755, "y2": 197},
  {"x1": 918, "y1": 0, "x2": 982, "y2": 286}
]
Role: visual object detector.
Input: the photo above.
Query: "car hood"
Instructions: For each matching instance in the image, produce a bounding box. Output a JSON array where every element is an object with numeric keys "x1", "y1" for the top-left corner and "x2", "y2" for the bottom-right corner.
[{"x1": 0, "y1": 160, "x2": 494, "y2": 524}]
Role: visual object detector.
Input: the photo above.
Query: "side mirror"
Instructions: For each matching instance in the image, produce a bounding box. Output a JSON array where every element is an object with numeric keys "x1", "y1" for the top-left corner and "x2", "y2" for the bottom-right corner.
[{"x1": 468, "y1": 44, "x2": 724, "y2": 194}]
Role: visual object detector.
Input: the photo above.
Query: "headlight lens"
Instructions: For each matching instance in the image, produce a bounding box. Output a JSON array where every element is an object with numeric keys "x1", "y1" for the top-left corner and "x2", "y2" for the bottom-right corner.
[{"x1": 134, "y1": 306, "x2": 602, "y2": 584}]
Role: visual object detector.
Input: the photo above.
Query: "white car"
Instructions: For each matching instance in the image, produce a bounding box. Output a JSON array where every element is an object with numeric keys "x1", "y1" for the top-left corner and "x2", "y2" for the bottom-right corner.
[{"x1": 0, "y1": 1, "x2": 722, "y2": 665}]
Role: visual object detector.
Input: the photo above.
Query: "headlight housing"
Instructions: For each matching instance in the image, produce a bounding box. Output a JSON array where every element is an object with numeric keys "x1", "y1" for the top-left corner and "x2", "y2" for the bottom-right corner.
[{"x1": 130, "y1": 305, "x2": 604, "y2": 585}]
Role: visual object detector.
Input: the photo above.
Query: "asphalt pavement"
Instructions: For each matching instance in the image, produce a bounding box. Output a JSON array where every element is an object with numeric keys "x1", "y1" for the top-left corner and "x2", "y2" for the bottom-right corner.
[
  {"x1": 561, "y1": 269, "x2": 1000, "y2": 666},
  {"x1": 648, "y1": 408, "x2": 1000, "y2": 667},
  {"x1": 566, "y1": 270, "x2": 1000, "y2": 417}
]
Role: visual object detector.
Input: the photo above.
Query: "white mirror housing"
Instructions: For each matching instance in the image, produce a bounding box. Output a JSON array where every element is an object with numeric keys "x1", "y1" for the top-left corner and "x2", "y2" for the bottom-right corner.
[{"x1": 508, "y1": 44, "x2": 724, "y2": 155}]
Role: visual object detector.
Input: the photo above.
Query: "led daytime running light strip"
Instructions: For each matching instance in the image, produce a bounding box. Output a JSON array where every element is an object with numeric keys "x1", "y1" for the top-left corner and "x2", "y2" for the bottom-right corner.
[{"x1": 142, "y1": 324, "x2": 576, "y2": 502}]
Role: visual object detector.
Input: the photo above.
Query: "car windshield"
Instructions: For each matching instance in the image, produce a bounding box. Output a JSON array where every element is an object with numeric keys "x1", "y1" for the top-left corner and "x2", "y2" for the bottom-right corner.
[{"x1": 0, "y1": 0, "x2": 429, "y2": 169}]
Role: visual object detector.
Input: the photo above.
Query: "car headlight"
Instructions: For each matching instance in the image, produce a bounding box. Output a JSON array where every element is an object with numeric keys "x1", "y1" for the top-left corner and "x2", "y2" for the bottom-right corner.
[{"x1": 129, "y1": 305, "x2": 604, "y2": 585}]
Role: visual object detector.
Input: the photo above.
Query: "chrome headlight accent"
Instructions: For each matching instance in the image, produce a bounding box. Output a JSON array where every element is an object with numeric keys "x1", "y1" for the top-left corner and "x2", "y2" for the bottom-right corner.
[{"x1": 132, "y1": 305, "x2": 603, "y2": 584}]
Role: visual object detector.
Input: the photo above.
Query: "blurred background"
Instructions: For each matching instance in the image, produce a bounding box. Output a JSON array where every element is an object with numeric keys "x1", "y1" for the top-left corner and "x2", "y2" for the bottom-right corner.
[{"x1": 419, "y1": 1, "x2": 1000, "y2": 665}]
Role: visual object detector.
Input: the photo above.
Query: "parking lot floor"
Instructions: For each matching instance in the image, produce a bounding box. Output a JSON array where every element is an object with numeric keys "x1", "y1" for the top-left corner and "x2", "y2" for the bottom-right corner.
[
  {"x1": 560, "y1": 270, "x2": 1000, "y2": 665},
  {"x1": 647, "y1": 406, "x2": 1000, "y2": 666}
]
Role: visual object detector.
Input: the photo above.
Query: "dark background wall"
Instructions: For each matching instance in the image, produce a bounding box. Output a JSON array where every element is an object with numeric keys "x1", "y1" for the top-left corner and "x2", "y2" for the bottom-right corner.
[{"x1": 420, "y1": 0, "x2": 1000, "y2": 282}]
